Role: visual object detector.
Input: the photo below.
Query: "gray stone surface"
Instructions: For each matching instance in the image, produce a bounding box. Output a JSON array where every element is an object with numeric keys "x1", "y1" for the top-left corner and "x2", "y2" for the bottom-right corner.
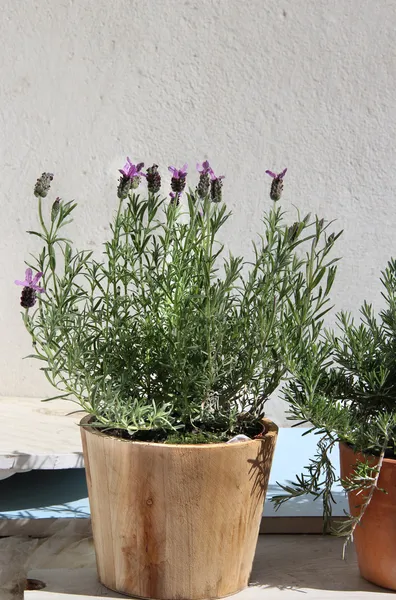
[{"x1": 0, "y1": 526, "x2": 392, "y2": 599}]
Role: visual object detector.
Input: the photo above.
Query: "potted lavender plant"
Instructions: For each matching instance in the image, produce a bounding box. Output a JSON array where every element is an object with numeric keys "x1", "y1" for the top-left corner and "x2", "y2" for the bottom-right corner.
[
  {"x1": 274, "y1": 261, "x2": 396, "y2": 590},
  {"x1": 16, "y1": 159, "x2": 340, "y2": 599}
]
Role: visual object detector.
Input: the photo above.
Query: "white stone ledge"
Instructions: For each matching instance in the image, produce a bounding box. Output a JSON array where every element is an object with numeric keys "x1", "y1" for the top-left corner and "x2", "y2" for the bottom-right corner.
[{"x1": 0, "y1": 397, "x2": 84, "y2": 474}]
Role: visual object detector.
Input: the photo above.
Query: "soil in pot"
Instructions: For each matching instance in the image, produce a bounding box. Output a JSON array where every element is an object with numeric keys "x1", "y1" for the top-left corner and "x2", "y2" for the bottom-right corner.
[{"x1": 88, "y1": 414, "x2": 265, "y2": 444}]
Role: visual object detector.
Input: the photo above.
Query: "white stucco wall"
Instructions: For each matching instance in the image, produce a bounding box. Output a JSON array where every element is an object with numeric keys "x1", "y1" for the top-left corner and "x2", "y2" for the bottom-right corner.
[{"x1": 1, "y1": 0, "x2": 396, "y2": 426}]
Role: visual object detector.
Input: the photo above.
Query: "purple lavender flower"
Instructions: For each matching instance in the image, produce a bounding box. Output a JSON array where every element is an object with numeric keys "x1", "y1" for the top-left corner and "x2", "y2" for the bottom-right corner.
[
  {"x1": 265, "y1": 168, "x2": 287, "y2": 201},
  {"x1": 15, "y1": 268, "x2": 45, "y2": 293},
  {"x1": 196, "y1": 160, "x2": 211, "y2": 198},
  {"x1": 119, "y1": 158, "x2": 144, "y2": 180},
  {"x1": 265, "y1": 168, "x2": 287, "y2": 179},
  {"x1": 208, "y1": 168, "x2": 225, "y2": 203},
  {"x1": 15, "y1": 268, "x2": 45, "y2": 309},
  {"x1": 169, "y1": 164, "x2": 187, "y2": 194},
  {"x1": 197, "y1": 160, "x2": 211, "y2": 174},
  {"x1": 208, "y1": 168, "x2": 225, "y2": 181},
  {"x1": 118, "y1": 158, "x2": 144, "y2": 198}
]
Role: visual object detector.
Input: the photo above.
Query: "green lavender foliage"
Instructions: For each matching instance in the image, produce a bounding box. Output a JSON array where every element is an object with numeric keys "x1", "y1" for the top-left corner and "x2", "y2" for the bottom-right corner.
[
  {"x1": 273, "y1": 259, "x2": 396, "y2": 536},
  {"x1": 21, "y1": 181, "x2": 340, "y2": 436}
]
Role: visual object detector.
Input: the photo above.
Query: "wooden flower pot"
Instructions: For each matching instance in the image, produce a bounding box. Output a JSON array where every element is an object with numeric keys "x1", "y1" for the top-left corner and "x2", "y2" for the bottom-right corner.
[
  {"x1": 340, "y1": 442, "x2": 396, "y2": 590},
  {"x1": 81, "y1": 416, "x2": 278, "y2": 599}
]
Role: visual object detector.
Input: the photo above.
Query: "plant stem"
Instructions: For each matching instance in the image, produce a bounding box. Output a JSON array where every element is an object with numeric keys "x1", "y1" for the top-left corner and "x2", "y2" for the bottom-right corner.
[{"x1": 38, "y1": 197, "x2": 49, "y2": 237}]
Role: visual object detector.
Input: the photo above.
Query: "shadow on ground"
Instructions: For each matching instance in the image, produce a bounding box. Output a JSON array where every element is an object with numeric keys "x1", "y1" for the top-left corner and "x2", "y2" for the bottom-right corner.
[{"x1": 250, "y1": 535, "x2": 389, "y2": 593}]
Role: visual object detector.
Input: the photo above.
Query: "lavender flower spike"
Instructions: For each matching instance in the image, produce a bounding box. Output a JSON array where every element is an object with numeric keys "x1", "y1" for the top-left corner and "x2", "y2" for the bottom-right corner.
[
  {"x1": 196, "y1": 160, "x2": 211, "y2": 198},
  {"x1": 145, "y1": 164, "x2": 161, "y2": 194},
  {"x1": 265, "y1": 167, "x2": 287, "y2": 201},
  {"x1": 208, "y1": 168, "x2": 225, "y2": 203},
  {"x1": 169, "y1": 164, "x2": 187, "y2": 195},
  {"x1": 15, "y1": 268, "x2": 45, "y2": 309},
  {"x1": 34, "y1": 173, "x2": 54, "y2": 198},
  {"x1": 118, "y1": 158, "x2": 144, "y2": 198}
]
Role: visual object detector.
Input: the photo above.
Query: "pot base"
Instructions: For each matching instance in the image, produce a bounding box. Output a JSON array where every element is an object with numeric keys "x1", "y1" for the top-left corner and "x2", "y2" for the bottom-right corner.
[{"x1": 101, "y1": 579, "x2": 248, "y2": 600}]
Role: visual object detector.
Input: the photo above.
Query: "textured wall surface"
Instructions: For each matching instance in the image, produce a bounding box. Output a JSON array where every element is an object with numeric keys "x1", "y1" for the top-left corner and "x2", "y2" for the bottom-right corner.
[{"x1": 2, "y1": 0, "x2": 395, "y2": 425}]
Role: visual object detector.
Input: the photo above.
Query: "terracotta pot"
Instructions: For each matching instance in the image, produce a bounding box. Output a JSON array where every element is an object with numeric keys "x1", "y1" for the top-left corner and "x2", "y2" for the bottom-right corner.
[
  {"x1": 340, "y1": 442, "x2": 396, "y2": 590},
  {"x1": 81, "y1": 416, "x2": 278, "y2": 600}
]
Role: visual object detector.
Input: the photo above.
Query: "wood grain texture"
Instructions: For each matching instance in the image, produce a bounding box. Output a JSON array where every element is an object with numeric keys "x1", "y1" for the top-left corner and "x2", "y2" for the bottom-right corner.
[{"x1": 80, "y1": 417, "x2": 278, "y2": 600}]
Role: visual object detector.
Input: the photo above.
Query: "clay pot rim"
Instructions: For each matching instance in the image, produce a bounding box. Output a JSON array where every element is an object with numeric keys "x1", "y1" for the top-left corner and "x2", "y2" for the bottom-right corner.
[
  {"x1": 80, "y1": 414, "x2": 278, "y2": 449},
  {"x1": 340, "y1": 440, "x2": 396, "y2": 465}
]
